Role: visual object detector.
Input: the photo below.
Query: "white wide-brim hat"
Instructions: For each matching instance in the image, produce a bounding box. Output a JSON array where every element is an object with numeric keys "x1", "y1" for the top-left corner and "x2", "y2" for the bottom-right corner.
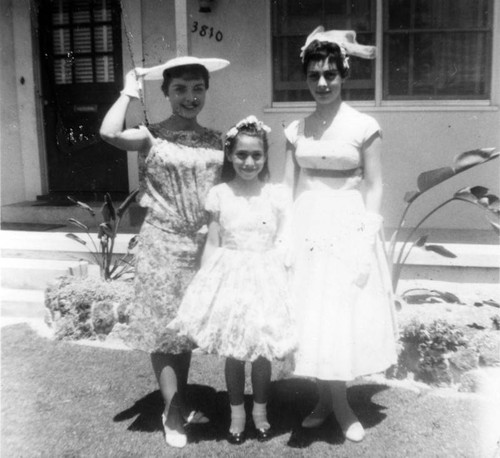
[{"x1": 137, "y1": 56, "x2": 230, "y2": 81}]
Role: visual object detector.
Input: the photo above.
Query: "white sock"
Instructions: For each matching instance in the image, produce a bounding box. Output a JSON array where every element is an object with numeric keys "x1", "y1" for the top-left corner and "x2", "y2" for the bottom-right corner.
[
  {"x1": 230, "y1": 403, "x2": 246, "y2": 434},
  {"x1": 252, "y1": 401, "x2": 270, "y2": 430}
]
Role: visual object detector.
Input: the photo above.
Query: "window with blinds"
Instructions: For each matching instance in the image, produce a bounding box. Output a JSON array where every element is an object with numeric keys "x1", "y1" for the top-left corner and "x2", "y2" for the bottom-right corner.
[{"x1": 50, "y1": 0, "x2": 118, "y2": 85}]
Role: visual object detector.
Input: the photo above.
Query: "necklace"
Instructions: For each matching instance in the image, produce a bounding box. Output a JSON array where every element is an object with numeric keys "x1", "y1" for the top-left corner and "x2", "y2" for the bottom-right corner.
[{"x1": 313, "y1": 111, "x2": 334, "y2": 127}]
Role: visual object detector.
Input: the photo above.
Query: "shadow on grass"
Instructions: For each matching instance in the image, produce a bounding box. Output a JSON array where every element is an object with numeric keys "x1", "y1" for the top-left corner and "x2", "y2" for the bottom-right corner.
[
  {"x1": 275, "y1": 379, "x2": 390, "y2": 448},
  {"x1": 113, "y1": 378, "x2": 390, "y2": 447}
]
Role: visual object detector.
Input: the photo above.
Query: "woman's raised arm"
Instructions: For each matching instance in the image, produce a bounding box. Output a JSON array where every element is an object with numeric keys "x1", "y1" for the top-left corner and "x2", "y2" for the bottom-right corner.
[{"x1": 100, "y1": 70, "x2": 151, "y2": 152}]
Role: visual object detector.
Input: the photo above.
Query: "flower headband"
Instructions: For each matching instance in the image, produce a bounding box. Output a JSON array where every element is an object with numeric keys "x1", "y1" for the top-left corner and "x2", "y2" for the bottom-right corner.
[
  {"x1": 225, "y1": 115, "x2": 271, "y2": 143},
  {"x1": 300, "y1": 26, "x2": 377, "y2": 69}
]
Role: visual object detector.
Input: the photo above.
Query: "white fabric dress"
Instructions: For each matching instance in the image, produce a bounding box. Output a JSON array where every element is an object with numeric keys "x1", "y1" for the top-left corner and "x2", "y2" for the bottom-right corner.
[
  {"x1": 168, "y1": 182, "x2": 296, "y2": 362},
  {"x1": 285, "y1": 102, "x2": 398, "y2": 381}
]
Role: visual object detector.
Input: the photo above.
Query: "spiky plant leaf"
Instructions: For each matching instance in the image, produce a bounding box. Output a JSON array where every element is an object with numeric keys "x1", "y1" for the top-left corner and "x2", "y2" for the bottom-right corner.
[
  {"x1": 415, "y1": 235, "x2": 428, "y2": 247},
  {"x1": 454, "y1": 147, "x2": 499, "y2": 173},
  {"x1": 67, "y1": 196, "x2": 95, "y2": 216},
  {"x1": 67, "y1": 218, "x2": 89, "y2": 232},
  {"x1": 425, "y1": 245, "x2": 457, "y2": 258},
  {"x1": 404, "y1": 190, "x2": 421, "y2": 203},
  {"x1": 117, "y1": 189, "x2": 139, "y2": 218},
  {"x1": 98, "y1": 222, "x2": 114, "y2": 239},
  {"x1": 416, "y1": 148, "x2": 498, "y2": 193},
  {"x1": 65, "y1": 233, "x2": 87, "y2": 245},
  {"x1": 101, "y1": 193, "x2": 116, "y2": 222}
]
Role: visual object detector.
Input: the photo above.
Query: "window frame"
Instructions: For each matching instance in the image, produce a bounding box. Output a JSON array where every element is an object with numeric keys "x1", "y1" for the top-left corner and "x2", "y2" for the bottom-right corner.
[{"x1": 267, "y1": 0, "x2": 498, "y2": 111}]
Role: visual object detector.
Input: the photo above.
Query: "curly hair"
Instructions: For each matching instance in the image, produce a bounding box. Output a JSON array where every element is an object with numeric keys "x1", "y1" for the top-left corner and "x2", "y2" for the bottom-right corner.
[{"x1": 302, "y1": 41, "x2": 349, "y2": 79}]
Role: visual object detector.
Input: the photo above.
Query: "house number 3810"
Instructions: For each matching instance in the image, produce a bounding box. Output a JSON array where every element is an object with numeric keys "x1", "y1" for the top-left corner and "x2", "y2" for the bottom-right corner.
[{"x1": 191, "y1": 21, "x2": 223, "y2": 42}]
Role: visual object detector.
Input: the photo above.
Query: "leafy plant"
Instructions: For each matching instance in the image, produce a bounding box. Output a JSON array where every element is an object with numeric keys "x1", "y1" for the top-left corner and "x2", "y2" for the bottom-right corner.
[
  {"x1": 66, "y1": 190, "x2": 139, "y2": 280},
  {"x1": 389, "y1": 148, "x2": 500, "y2": 291},
  {"x1": 45, "y1": 275, "x2": 134, "y2": 340},
  {"x1": 401, "y1": 319, "x2": 467, "y2": 384}
]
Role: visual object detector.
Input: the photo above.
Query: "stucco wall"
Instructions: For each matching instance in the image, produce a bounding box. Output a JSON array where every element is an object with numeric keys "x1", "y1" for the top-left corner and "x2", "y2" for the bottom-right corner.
[
  {"x1": 137, "y1": 0, "x2": 500, "y2": 230},
  {"x1": 1, "y1": 0, "x2": 26, "y2": 205},
  {"x1": 2, "y1": 0, "x2": 499, "y2": 233}
]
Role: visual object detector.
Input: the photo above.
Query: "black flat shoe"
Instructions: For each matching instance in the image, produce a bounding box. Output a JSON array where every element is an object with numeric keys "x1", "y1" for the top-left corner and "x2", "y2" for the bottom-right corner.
[
  {"x1": 256, "y1": 427, "x2": 273, "y2": 442},
  {"x1": 227, "y1": 430, "x2": 246, "y2": 445}
]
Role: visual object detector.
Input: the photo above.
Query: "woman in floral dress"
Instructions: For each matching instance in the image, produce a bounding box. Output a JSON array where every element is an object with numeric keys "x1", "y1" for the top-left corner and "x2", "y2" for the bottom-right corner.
[{"x1": 100, "y1": 56, "x2": 229, "y2": 448}]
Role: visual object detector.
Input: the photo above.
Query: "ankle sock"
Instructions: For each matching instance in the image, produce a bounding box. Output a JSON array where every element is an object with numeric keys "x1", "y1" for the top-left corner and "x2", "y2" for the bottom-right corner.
[
  {"x1": 230, "y1": 403, "x2": 246, "y2": 434},
  {"x1": 252, "y1": 401, "x2": 270, "y2": 430}
]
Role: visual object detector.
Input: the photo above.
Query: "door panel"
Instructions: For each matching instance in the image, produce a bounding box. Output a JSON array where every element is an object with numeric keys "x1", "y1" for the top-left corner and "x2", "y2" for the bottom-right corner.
[{"x1": 39, "y1": 0, "x2": 128, "y2": 199}]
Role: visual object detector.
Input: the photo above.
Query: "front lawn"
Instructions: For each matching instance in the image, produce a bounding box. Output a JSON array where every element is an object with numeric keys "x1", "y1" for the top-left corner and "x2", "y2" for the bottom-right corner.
[{"x1": 1, "y1": 324, "x2": 493, "y2": 457}]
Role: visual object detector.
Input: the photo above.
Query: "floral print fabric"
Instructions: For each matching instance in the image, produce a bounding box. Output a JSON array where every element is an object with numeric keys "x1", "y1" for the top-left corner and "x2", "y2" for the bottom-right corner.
[{"x1": 125, "y1": 123, "x2": 223, "y2": 354}]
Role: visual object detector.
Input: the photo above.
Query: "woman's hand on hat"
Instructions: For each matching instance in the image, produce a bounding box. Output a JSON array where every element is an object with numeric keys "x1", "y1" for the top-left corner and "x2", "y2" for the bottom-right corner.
[{"x1": 120, "y1": 69, "x2": 144, "y2": 99}]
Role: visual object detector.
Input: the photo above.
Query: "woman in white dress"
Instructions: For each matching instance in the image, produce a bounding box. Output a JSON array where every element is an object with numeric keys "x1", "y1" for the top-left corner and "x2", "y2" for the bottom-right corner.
[{"x1": 283, "y1": 27, "x2": 398, "y2": 442}]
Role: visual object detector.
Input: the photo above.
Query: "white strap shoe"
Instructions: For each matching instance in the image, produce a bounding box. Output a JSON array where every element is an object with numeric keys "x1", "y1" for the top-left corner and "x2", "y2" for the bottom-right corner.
[
  {"x1": 162, "y1": 413, "x2": 187, "y2": 448},
  {"x1": 342, "y1": 421, "x2": 365, "y2": 442}
]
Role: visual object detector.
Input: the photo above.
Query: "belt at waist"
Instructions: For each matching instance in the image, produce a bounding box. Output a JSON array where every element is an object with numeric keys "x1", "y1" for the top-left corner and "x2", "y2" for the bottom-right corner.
[
  {"x1": 145, "y1": 215, "x2": 208, "y2": 239},
  {"x1": 303, "y1": 167, "x2": 362, "y2": 178}
]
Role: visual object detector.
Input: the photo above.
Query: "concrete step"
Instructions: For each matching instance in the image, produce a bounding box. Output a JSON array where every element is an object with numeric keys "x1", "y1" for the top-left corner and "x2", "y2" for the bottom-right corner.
[
  {"x1": 0, "y1": 258, "x2": 88, "y2": 289},
  {"x1": 0, "y1": 229, "x2": 498, "y2": 285},
  {"x1": 1, "y1": 201, "x2": 145, "y2": 233},
  {"x1": 1, "y1": 230, "x2": 136, "y2": 261},
  {"x1": 398, "y1": 242, "x2": 500, "y2": 284},
  {"x1": 1, "y1": 288, "x2": 46, "y2": 318}
]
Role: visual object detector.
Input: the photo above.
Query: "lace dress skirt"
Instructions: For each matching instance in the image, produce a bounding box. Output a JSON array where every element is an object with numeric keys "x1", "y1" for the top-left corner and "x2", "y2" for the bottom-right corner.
[{"x1": 169, "y1": 246, "x2": 296, "y2": 362}]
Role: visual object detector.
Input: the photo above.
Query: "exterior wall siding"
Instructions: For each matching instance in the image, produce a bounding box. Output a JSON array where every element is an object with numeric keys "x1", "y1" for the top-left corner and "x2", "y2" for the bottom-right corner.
[{"x1": 1, "y1": 0, "x2": 499, "y2": 231}]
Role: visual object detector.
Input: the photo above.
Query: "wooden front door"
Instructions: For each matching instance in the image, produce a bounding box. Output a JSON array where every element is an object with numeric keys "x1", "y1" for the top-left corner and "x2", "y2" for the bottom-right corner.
[{"x1": 38, "y1": 0, "x2": 128, "y2": 200}]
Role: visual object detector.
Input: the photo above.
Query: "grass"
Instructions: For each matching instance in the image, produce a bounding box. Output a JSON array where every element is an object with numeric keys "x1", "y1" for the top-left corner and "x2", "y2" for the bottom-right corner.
[{"x1": 1, "y1": 323, "x2": 494, "y2": 457}]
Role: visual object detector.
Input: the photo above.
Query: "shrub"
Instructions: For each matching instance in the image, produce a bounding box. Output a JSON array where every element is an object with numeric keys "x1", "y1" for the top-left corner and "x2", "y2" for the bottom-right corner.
[
  {"x1": 45, "y1": 276, "x2": 134, "y2": 340},
  {"x1": 399, "y1": 319, "x2": 468, "y2": 385}
]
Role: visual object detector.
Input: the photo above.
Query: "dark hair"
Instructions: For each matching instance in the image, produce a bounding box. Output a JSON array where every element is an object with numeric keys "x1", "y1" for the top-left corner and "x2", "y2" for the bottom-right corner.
[
  {"x1": 302, "y1": 41, "x2": 349, "y2": 79},
  {"x1": 221, "y1": 125, "x2": 270, "y2": 183},
  {"x1": 161, "y1": 64, "x2": 210, "y2": 96}
]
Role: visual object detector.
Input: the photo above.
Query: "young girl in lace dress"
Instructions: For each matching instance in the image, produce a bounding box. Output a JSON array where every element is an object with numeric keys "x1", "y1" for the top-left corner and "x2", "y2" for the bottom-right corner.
[{"x1": 169, "y1": 116, "x2": 295, "y2": 445}]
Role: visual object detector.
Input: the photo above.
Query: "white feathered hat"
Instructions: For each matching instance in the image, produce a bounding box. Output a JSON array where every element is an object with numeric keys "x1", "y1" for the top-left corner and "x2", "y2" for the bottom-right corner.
[{"x1": 300, "y1": 26, "x2": 376, "y2": 62}]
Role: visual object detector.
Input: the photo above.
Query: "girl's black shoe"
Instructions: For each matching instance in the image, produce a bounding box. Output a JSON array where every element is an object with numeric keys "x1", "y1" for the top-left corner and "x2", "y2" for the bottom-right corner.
[
  {"x1": 227, "y1": 430, "x2": 246, "y2": 445},
  {"x1": 256, "y1": 427, "x2": 273, "y2": 442}
]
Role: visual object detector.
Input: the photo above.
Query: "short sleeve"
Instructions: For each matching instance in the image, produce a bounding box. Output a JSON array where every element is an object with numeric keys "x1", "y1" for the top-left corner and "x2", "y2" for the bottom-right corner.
[
  {"x1": 204, "y1": 185, "x2": 221, "y2": 215},
  {"x1": 284, "y1": 120, "x2": 301, "y2": 147},
  {"x1": 363, "y1": 115, "x2": 382, "y2": 143}
]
